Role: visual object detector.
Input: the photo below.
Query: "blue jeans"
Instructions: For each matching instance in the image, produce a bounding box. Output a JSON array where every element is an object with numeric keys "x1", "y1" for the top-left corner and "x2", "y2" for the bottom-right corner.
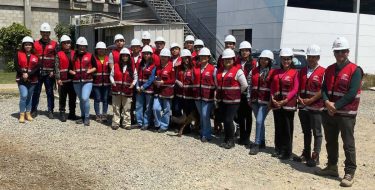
[
  {"x1": 32, "y1": 75, "x2": 55, "y2": 112},
  {"x1": 135, "y1": 93, "x2": 153, "y2": 127},
  {"x1": 153, "y1": 96, "x2": 171, "y2": 130},
  {"x1": 73, "y1": 82, "x2": 93, "y2": 119},
  {"x1": 195, "y1": 100, "x2": 213, "y2": 139},
  {"x1": 252, "y1": 103, "x2": 269, "y2": 145},
  {"x1": 18, "y1": 83, "x2": 36, "y2": 113},
  {"x1": 93, "y1": 86, "x2": 109, "y2": 115}
]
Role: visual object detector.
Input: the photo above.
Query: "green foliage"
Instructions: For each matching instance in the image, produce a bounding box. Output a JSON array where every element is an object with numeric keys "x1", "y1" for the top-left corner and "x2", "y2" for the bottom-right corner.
[
  {"x1": 0, "y1": 23, "x2": 31, "y2": 62},
  {"x1": 54, "y1": 23, "x2": 76, "y2": 43},
  {"x1": 5, "y1": 61, "x2": 15, "y2": 72}
]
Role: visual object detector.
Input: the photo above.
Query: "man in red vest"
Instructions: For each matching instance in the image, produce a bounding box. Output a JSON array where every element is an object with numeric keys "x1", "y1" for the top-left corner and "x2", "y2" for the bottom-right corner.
[
  {"x1": 31, "y1": 22, "x2": 58, "y2": 119},
  {"x1": 316, "y1": 37, "x2": 363, "y2": 188},
  {"x1": 109, "y1": 34, "x2": 125, "y2": 70}
]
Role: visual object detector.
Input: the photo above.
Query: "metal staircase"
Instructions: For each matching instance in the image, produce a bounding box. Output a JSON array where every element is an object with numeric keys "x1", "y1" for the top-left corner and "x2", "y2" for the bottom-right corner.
[{"x1": 143, "y1": 0, "x2": 195, "y2": 37}]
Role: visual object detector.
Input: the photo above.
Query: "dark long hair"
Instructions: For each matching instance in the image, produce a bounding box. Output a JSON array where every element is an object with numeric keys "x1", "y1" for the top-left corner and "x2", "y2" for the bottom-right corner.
[
  {"x1": 119, "y1": 54, "x2": 133, "y2": 77},
  {"x1": 280, "y1": 56, "x2": 295, "y2": 70}
]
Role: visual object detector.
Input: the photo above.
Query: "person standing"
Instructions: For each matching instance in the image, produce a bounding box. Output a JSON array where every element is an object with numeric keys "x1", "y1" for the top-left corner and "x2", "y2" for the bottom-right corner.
[
  {"x1": 69, "y1": 37, "x2": 97, "y2": 126},
  {"x1": 93, "y1": 42, "x2": 111, "y2": 123},
  {"x1": 153, "y1": 48, "x2": 176, "y2": 133},
  {"x1": 109, "y1": 34, "x2": 125, "y2": 70},
  {"x1": 31, "y1": 22, "x2": 58, "y2": 119},
  {"x1": 248, "y1": 50, "x2": 275, "y2": 155},
  {"x1": 183, "y1": 35, "x2": 195, "y2": 53},
  {"x1": 55, "y1": 35, "x2": 77, "y2": 122},
  {"x1": 110, "y1": 48, "x2": 137, "y2": 130},
  {"x1": 15, "y1": 36, "x2": 40, "y2": 123},
  {"x1": 293, "y1": 44, "x2": 325, "y2": 167},
  {"x1": 130, "y1": 38, "x2": 143, "y2": 126},
  {"x1": 270, "y1": 48, "x2": 299, "y2": 160},
  {"x1": 315, "y1": 37, "x2": 363, "y2": 187},
  {"x1": 216, "y1": 49, "x2": 248, "y2": 149}
]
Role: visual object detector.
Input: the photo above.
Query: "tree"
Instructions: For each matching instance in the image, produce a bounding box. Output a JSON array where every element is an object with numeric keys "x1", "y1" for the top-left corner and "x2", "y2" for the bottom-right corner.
[
  {"x1": 0, "y1": 23, "x2": 31, "y2": 62},
  {"x1": 54, "y1": 23, "x2": 76, "y2": 44}
]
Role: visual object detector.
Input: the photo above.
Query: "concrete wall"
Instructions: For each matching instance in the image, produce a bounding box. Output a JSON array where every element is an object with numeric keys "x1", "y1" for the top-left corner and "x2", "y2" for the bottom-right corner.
[
  {"x1": 281, "y1": 6, "x2": 375, "y2": 73},
  {"x1": 216, "y1": 0, "x2": 285, "y2": 51}
]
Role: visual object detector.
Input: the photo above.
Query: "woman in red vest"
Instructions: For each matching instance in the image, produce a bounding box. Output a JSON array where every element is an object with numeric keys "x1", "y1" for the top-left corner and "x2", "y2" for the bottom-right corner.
[
  {"x1": 294, "y1": 45, "x2": 325, "y2": 166},
  {"x1": 270, "y1": 48, "x2": 299, "y2": 159},
  {"x1": 152, "y1": 48, "x2": 176, "y2": 133},
  {"x1": 135, "y1": 45, "x2": 156, "y2": 130},
  {"x1": 69, "y1": 37, "x2": 97, "y2": 126},
  {"x1": 93, "y1": 42, "x2": 111, "y2": 123},
  {"x1": 110, "y1": 48, "x2": 137, "y2": 130},
  {"x1": 15, "y1": 36, "x2": 40, "y2": 123},
  {"x1": 170, "y1": 43, "x2": 183, "y2": 120},
  {"x1": 193, "y1": 47, "x2": 216, "y2": 142},
  {"x1": 216, "y1": 49, "x2": 248, "y2": 149},
  {"x1": 55, "y1": 35, "x2": 77, "y2": 122},
  {"x1": 248, "y1": 50, "x2": 275, "y2": 155}
]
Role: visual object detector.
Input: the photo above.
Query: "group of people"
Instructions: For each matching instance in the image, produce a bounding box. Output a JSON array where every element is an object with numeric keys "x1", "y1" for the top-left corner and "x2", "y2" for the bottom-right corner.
[{"x1": 15, "y1": 22, "x2": 362, "y2": 187}]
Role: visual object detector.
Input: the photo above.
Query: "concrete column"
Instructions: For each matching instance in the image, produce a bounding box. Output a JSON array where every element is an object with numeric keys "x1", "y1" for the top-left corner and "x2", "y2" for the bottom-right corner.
[{"x1": 24, "y1": 0, "x2": 32, "y2": 29}]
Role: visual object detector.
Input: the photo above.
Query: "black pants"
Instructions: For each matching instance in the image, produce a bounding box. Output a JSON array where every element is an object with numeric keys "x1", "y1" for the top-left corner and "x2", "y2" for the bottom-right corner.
[
  {"x1": 298, "y1": 110, "x2": 323, "y2": 154},
  {"x1": 273, "y1": 109, "x2": 295, "y2": 156},
  {"x1": 58, "y1": 82, "x2": 76, "y2": 114},
  {"x1": 218, "y1": 102, "x2": 240, "y2": 141},
  {"x1": 172, "y1": 96, "x2": 184, "y2": 117},
  {"x1": 322, "y1": 111, "x2": 357, "y2": 175},
  {"x1": 237, "y1": 95, "x2": 252, "y2": 141}
]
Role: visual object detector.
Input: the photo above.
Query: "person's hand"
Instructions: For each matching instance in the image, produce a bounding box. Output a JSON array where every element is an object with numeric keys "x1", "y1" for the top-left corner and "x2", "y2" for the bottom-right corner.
[
  {"x1": 325, "y1": 100, "x2": 336, "y2": 116},
  {"x1": 112, "y1": 82, "x2": 116, "y2": 87},
  {"x1": 69, "y1": 70, "x2": 76, "y2": 75},
  {"x1": 175, "y1": 80, "x2": 183, "y2": 87},
  {"x1": 298, "y1": 96, "x2": 305, "y2": 106},
  {"x1": 22, "y1": 73, "x2": 28, "y2": 79},
  {"x1": 129, "y1": 84, "x2": 134, "y2": 89},
  {"x1": 279, "y1": 99, "x2": 288, "y2": 107},
  {"x1": 303, "y1": 98, "x2": 313, "y2": 106},
  {"x1": 271, "y1": 96, "x2": 280, "y2": 108},
  {"x1": 57, "y1": 80, "x2": 63, "y2": 86}
]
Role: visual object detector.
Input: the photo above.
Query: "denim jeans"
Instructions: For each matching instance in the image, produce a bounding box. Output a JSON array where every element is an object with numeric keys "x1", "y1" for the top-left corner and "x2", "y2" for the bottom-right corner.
[
  {"x1": 135, "y1": 92, "x2": 153, "y2": 127},
  {"x1": 195, "y1": 100, "x2": 214, "y2": 140},
  {"x1": 73, "y1": 82, "x2": 93, "y2": 119},
  {"x1": 153, "y1": 96, "x2": 171, "y2": 130},
  {"x1": 18, "y1": 83, "x2": 36, "y2": 113},
  {"x1": 93, "y1": 86, "x2": 110, "y2": 115},
  {"x1": 32, "y1": 75, "x2": 55, "y2": 112},
  {"x1": 252, "y1": 103, "x2": 269, "y2": 145}
]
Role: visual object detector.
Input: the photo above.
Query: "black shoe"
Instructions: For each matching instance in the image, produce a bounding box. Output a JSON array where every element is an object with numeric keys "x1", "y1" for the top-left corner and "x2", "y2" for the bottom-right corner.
[
  {"x1": 223, "y1": 140, "x2": 235, "y2": 149},
  {"x1": 306, "y1": 152, "x2": 320, "y2": 167},
  {"x1": 259, "y1": 142, "x2": 266, "y2": 149},
  {"x1": 272, "y1": 150, "x2": 281, "y2": 157},
  {"x1": 48, "y1": 111, "x2": 54, "y2": 119},
  {"x1": 249, "y1": 145, "x2": 260, "y2": 155},
  {"x1": 141, "y1": 126, "x2": 148, "y2": 131},
  {"x1": 237, "y1": 138, "x2": 250, "y2": 146},
  {"x1": 76, "y1": 118, "x2": 84, "y2": 124},
  {"x1": 60, "y1": 112, "x2": 67, "y2": 122},
  {"x1": 293, "y1": 150, "x2": 310, "y2": 162},
  {"x1": 158, "y1": 128, "x2": 167, "y2": 133},
  {"x1": 278, "y1": 153, "x2": 291, "y2": 160},
  {"x1": 220, "y1": 139, "x2": 229, "y2": 147},
  {"x1": 131, "y1": 124, "x2": 141, "y2": 129},
  {"x1": 84, "y1": 118, "x2": 90, "y2": 126},
  {"x1": 68, "y1": 113, "x2": 77, "y2": 120},
  {"x1": 111, "y1": 124, "x2": 119, "y2": 130},
  {"x1": 31, "y1": 111, "x2": 38, "y2": 118}
]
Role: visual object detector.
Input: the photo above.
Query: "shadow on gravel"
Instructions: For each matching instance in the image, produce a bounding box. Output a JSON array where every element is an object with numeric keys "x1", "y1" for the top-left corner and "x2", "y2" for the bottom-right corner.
[{"x1": 0, "y1": 136, "x2": 97, "y2": 189}]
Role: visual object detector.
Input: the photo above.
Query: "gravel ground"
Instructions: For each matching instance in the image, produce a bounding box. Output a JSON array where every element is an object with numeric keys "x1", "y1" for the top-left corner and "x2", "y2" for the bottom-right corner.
[{"x1": 0, "y1": 91, "x2": 375, "y2": 190}]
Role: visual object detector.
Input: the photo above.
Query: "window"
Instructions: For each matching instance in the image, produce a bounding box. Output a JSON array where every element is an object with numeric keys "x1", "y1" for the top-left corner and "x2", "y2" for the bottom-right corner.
[
  {"x1": 360, "y1": 0, "x2": 375, "y2": 15},
  {"x1": 231, "y1": 29, "x2": 252, "y2": 44},
  {"x1": 287, "y1": 0, "x2": 355, "y2": 13}
]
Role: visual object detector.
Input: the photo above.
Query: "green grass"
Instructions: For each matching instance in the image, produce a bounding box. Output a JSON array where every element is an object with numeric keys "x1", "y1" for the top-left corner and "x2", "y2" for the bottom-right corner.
[{"x1": 0, "y1": 71, "x2": 15, "y2": 84}]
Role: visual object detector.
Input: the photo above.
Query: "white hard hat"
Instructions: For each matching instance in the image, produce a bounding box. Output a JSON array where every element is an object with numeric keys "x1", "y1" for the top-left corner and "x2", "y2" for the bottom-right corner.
[
  {"x1": 180, "y1": 49, "x2": 192, "y2": 57},
  {"x1": 170, "y1": 43, "x2": 180, "y2": 49},
  {"x1": 142, "y1": 45, "x2": 153, "y2": 53},
  {"x1": 199, "y1": 47, "x2": 211, "y2": 56},
  {"x1": 222, "y1": 48, "x2": 236, "y2": 59},
  {"x1": 239, "y1": 41, "x2": 252, "y2": 49},
  {"x1": 76, "y1": 37, "x2": 88, "y2": 46},
  {"x1": 306, "y1": 44, "x2": 321, "y2": 56},
  {"x1": 22, "y1": 36, "x2": 34, "y2": 44},
  {"x1": 131, "y1": 38, "x2": 142, "y2": 46},
  {"x1": 114, "y1": 34, "x2": 125, "y2": 42},
  {"x1": 120, "y1": 48, "x2": 131, "y2": 55},
  {"x1": 259, "y1": 50, "x2": 274, "y2": 60},
  {"x1": 332, "y1": 37, "x2": 350, "y2": 50},
  {"x1": 160, "y1": 48, "x2": 171, "y2": 57},
  {"x1": 60, "y1": 35, "x2": 71, "y2": 42},
  {"x1": 194, "y1": 39, "x2": 204, "y2": 46},
  {"x1": 280, "y1": 48, "x2": 293, "y2": 57},
  {"x1": 155, "y1": 36, "x2": 165, "y2": 42},
  {"x1": 95, "y1": 41, "x2": 106, "y2": 49},
  {"x1": 40, "y1": 22, "x2": 51, "y2": 32},
  {"x1": 185, "y1": 35, "x2": 195, "y2": 42},
  {"x1": 142, "y1": 31, "x2": 151, "y2": 40},
  {"x1": 224, "y1": 35, "x2": 236, "y2": 43}
]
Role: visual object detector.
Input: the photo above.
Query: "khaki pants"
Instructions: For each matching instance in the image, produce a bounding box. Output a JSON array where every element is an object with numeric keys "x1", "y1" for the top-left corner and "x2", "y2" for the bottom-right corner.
[{"x1": 112, "y1": 95, "x2": 132, "y2": 127}]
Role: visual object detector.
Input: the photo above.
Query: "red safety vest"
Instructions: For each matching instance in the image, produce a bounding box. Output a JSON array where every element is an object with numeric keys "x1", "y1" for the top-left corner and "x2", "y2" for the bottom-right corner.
[
  {"x1": 175, "y1": 65, "x2": 197, "y2": 99},
  {"x1": 216, "y1": 66, "x2": 241, "y2": 104},
  {"x1": 137, "y1": 61, "x2": 156, "y2": 94},
  {"x1": 16, "y1": 51, "x2": 39, "y2": 84},
  {"x1": 93, "y1": 56, "x2": 110, "y2": 86},
  {"x1": 131, "y1": 54, "x2": 142, "y2": 69},
  {"x1": 298, "y1": 66, "x2": 325, "y2": 111},
  {"x1": 251, "y1": 67, "x2": 275, "y2": 104},
  {"x1": 112, "y1": 62, "x2": 135, "y2": 97},
  {"x1": 154, "y1": 61, "x2": 175, "y2": 99},
  {"x1": 57, "y1": 50, "x2": 74, "y2": 83},
  {"x1": 271, "y1": 69, "x2": 298, "y2": 111},
  {"x1": 193, "y1": 63, "x2": 216, "y2": 101},
  {"x1": 325, "y1": 62, "x2": 362, "y2": 116},
  {"x1": 34, "y1": 40, "x2": 57, "y2": 72},
  {"x1": 72, "y1": 52, "x2": 94, "y2": 83},
  {"x1": 111, "y1": 49, "x2": 121, "y2": 65},
  {"x1": 217, "y1": 54, "x2": 240, "y2": 70},
  {"x1": 235, "y1": 58, "x2": 257, "y2": 77},
  {"x1": 172, "y1": 56, "x2": 182, "y2": 67}
]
